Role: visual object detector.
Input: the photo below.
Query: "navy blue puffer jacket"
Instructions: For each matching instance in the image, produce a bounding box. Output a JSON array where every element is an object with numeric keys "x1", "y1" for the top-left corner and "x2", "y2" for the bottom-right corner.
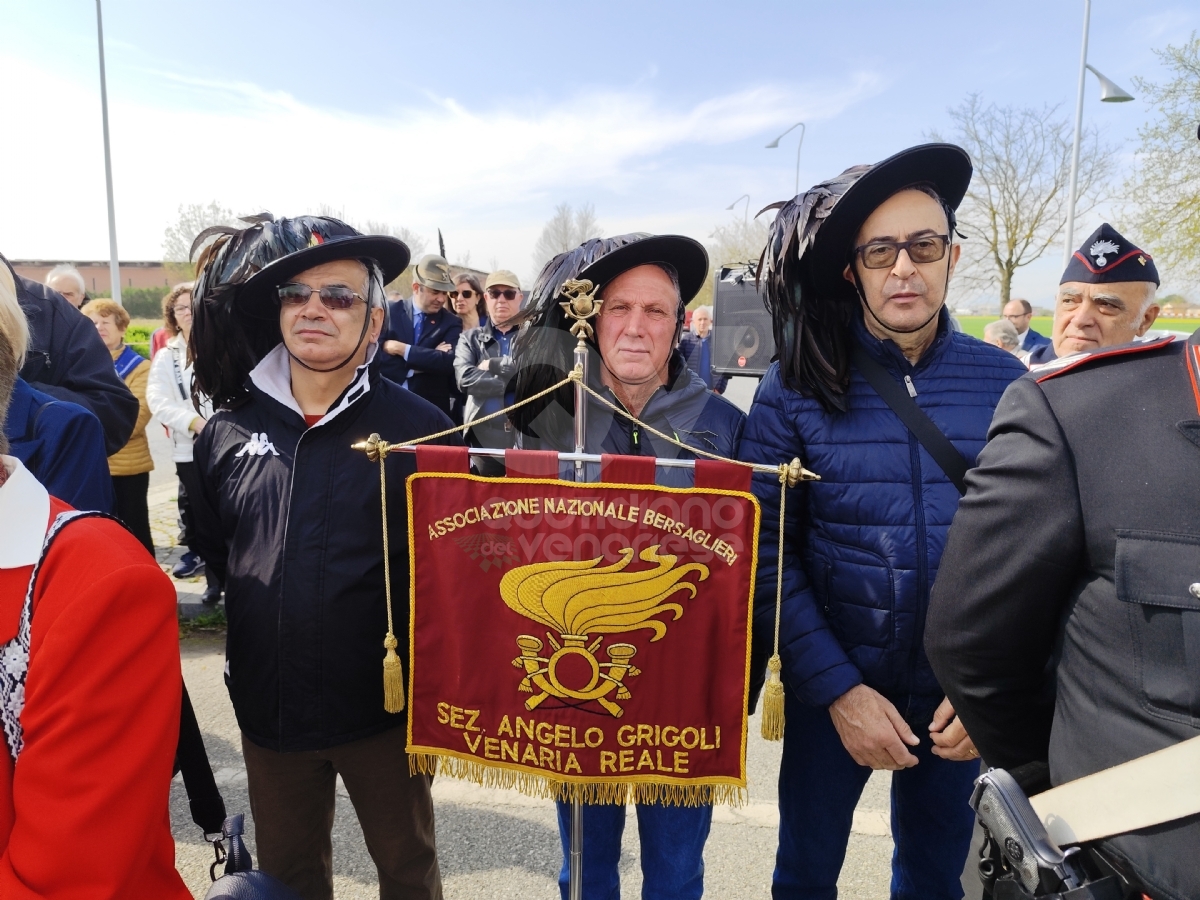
[{"x1": 740, "y1": 312, "x2": 1026, "y2": 709}]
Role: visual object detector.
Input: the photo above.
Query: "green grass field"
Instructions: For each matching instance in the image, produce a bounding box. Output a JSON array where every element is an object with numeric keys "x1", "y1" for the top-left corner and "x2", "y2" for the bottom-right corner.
[{"x1": 955, "y1": 316, "x2": 1200, "y2": 341}]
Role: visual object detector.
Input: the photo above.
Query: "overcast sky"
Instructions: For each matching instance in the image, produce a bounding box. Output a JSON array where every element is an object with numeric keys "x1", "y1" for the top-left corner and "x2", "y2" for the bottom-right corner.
[{"x1": 2, "y1": 0, "x2": 1196, "y2": 302}]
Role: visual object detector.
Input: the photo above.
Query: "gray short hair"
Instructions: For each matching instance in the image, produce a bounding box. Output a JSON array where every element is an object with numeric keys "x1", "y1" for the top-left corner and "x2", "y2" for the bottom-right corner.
[
  {"x1": 46, "y1": 264, "x2": 85, "y2": 295},
  {"x1": 983, "y1": 318, "x2": 1020, "y2": 350},
  {"x1": 690, "y1": 304, "x2": 713, "y2": 334}
]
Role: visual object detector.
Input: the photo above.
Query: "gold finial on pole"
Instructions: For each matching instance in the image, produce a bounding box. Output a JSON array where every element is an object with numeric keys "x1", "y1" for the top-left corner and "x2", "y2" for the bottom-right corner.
[
  {"x1": 353, "y1": 433, "x2": 393, "y2": 462},
  {"x1": 559, "y1": 279, "x2": 602, "y2": 342},
  {"x1": 782, "y1": 457, "x2": 820, "y2": 488}
]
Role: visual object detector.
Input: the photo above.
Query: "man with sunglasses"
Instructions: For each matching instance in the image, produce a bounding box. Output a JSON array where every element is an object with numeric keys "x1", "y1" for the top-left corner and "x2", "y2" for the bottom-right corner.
[
  {"x1": 188, "y1": 216, "x2": 454, "y2": 900},
  {"x1": 454, "y1": 269, "x2": 524, "y2": 475},
  {"x1": 379, "y1": 254, "x2": 463, "y2": 420},
  {"x1": 738, "y1": 145, "x2": 1026, "y2": 898}
]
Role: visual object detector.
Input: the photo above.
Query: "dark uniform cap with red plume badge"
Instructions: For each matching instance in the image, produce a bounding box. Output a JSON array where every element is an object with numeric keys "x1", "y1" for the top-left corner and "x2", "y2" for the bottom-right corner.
[{"x1": 1060, "y1": 223, "x2": 1159, "y2": 287}]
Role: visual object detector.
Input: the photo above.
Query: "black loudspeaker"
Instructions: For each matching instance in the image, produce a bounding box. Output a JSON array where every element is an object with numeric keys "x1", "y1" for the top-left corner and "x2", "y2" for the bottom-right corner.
[{"x1": 712, "y1": 267, "x2": 776, "y2": 377}]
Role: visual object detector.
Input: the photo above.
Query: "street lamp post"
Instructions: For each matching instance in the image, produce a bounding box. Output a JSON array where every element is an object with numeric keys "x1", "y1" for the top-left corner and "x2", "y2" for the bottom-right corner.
[
  {"x1": 1062, "y1": 0, "x2": 1133, "y2": 269},
  {"x1": 726, "y1": 194, "x2": 751, "y2": 227},
  {"x1": 95, "y1": 0, "x2": 122, "y2": 305},
  {"x1": 766, "y1": 122, "x2": 806, "y2": 197}
]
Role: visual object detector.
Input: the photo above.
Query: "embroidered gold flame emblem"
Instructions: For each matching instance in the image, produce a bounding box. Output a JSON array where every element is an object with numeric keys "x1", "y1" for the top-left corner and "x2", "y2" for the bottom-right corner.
[{"x1": 502, "y1": 546, "x2": 709, "y2": 717}]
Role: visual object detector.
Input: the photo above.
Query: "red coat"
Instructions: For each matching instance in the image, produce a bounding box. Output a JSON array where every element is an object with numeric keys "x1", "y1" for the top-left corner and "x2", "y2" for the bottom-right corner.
[{"x1": 0, "y1": 490, "x2": 189, "y2": 898}]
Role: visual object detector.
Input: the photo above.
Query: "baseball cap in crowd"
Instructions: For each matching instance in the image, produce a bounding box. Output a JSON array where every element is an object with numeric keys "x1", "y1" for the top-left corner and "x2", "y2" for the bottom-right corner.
[
  {"x1": 485, "y1": 270, "x2": 522, "y2": 291},
  {"x1": 413, "y1": 255, "x2": 456, "y2": 293}
]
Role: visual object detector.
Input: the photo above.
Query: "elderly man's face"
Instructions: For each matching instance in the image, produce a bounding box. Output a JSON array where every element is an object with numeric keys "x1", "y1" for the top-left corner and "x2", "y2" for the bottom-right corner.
[
  {"x1": 596, "y1": 265, "x2": 679, "y2": 389},
  {"x1": 691, "y1": 308, "x2": 712, "y2": 338},
  {"x1": 412, "y1": 283, "x2": 448, "y2": 314},
  {"x1": 279, "y1": 259, "x2": 383, "y2": 370},
  {"x1": 48, "y1": 275, "x2": 84, "y2": 308},
  {"x1": 1052, "y1": 281, "x2": 1159, "y2": 356},
  {"x1": 844, "y1": 189, "x2": 959, "y2": 335}
]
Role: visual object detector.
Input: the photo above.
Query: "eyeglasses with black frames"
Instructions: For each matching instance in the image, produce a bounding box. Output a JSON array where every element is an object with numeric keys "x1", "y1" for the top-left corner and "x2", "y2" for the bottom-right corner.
[
  {"x1": 854, "y1": 235, "x2": 950, "y2": 270},
  {"x1": 487, "y1": 288, "x2": 519, "y2": 301}
]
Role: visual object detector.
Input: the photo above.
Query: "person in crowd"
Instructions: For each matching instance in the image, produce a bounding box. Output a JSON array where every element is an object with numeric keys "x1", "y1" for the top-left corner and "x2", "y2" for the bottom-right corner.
[
  {"x1": 512, "y1": 233, "x2": 745, "y2": 900},
  {"x1": 677, "y1": 304, "x2": 729, "y2": 394},
  {"x1": 44, "y1": 264, "x2": 87, "y2": 309},
  {"x1": 189, "y1": 214, "x2": 454, "y2": 900},
  {"x1": 982, "y1": 318, "x2": 1028, "y2": 364},
  {"x1": 0, "y1": 260, "x2": 112, "y2": 512},
  {"x1": 2, "y1": 252, "x2": 137, "y2": 456},
  {"x1": 149, "y1": 322, "x2": 170, "y2": 358},
  {"x1": 925, "y1": 298, "x2": 1198, "y2": 896},
  {"x1": 378, "y1": 254, "x2": 463, "y2": 420},
  {"x1": 147, "y1": 282, "x2": 221, "y2": 603},
  {"x1": 1026, "y1": 224, "x2": 1161, "y2": 366},
  {"x1": 81, "y1": 298, "x2": 155, "y2": 555},
  {"x1": 0, "y1": 296, "x2": 190, "y2": 899},
  {"x1": 1001, "y1": 298, "x2": 1050, "y2": 355},
  {"x1": 451, "y1": 271, "x2": 488, "y2": 331},
  {"x1": 454, "y1": 269, "x2": 523, "y2": 475},
  {"x1": 737, "y1": 144, "x2": 1026, "y2": 899}
]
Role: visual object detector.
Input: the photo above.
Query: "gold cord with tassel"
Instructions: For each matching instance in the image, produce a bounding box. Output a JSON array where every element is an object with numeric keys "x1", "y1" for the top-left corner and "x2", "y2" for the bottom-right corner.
[
  {"x1": 371, "y1": 434, "x2": 406, "y2": 714},
  {"x1": 760, "y1": 469, "x2": 789, "y2": 741}
]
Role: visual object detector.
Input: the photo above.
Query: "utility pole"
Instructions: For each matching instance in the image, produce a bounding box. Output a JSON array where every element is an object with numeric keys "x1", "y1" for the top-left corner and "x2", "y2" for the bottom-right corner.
[{"x1": 96, "y1": 0, "x2": 122, "y2": 304}]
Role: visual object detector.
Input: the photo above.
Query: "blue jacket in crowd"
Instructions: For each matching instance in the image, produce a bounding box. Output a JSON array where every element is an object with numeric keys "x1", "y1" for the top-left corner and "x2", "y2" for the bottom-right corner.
[{"x1": 739, "y1": 311, "x2": 1026, "y2": 708}]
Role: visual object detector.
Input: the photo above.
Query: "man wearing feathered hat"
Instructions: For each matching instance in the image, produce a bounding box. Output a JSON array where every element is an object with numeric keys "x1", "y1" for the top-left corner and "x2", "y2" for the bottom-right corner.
[
  {"x1": 738, "y1": 145, "x2": 1027, "y2": 896},
  {"x1": 511, "y1": 233, "x2": 746, "y2": 899},
  {"x1": 187, "y1": 215, "x2": 456, "y2": 900},
  {"x1": 1026, "y1": 223, "x2": 1162, "y2": 366}
]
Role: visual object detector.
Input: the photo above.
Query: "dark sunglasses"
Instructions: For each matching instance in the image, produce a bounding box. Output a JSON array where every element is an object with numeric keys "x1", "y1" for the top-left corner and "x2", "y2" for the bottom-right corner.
[
  {"x1": 487, "y1": 288, "x2": 519, "y2": 301},
  {"x1": 450, "y1": 289, "x2": 476, "y2": 300},
  {"x1": 855, "y1": 235, "x2": 949, "y2": 270},
  {"x1": 277, "y1": 284, "x2": 364, "y2": 310}
]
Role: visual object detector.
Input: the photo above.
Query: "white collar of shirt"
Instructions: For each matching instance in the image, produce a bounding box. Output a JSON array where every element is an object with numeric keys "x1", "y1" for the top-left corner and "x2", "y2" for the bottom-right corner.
[
  {"x1": 248, "y1": 342, "x2": 378, "y2": 426},
  {"x1": 0, "y1": 457, "x2": 50, "y2": 569},
  {"x1": 1016, "y1": 328, "x2": 1030, "y2": 348}
]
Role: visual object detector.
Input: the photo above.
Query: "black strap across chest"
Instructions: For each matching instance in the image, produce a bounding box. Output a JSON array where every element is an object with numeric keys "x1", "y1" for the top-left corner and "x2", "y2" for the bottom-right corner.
[{"x1": 851, "y1": 345, "x2": 969, "y2": 495}]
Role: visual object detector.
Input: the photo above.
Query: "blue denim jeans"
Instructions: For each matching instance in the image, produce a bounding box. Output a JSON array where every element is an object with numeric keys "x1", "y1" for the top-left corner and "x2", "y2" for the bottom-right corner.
[
  {"x1": 773, "y1": 691, "x2": 977, "y2": 900},
  {"x1": 555, "y1": 800, "x2": 713, "y2": 900}
]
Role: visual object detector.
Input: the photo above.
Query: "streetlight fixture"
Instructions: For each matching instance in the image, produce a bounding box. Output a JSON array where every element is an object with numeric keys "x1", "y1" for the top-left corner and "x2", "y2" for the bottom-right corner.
[
  {"x1": 95, "y1": 0, "x2": 122, "y2": 305},
  {"x1": 1063, "y1": 0, "x2": 1134, "y2": 269},
  {"x1": 726, "y1": 194, "x2": 750, "y2": 226},
  {"x1": 766, "y1": 121, "x2": 806, "y2": 197}
]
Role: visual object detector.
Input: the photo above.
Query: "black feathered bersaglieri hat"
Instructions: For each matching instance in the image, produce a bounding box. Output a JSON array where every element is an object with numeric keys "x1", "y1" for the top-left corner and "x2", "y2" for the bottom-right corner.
[
  {"x1": 189, "y1": 213, "x2": 410, "y2": 407},
  {"x1": 509, "y1": 232, "x2": 708, "y2": 442},
  {"x1": 759, "y1": 142, "x2": 972, "y2": 412},
  {"x1": 1061, "y1": 223, "x2": 1160, "y2": 286}
]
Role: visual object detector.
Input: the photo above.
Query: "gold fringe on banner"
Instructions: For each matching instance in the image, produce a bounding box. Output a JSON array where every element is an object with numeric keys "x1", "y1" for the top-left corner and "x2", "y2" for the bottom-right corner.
[{"x1": 408, "y1": 753, "x2": 747, "y2": 807}]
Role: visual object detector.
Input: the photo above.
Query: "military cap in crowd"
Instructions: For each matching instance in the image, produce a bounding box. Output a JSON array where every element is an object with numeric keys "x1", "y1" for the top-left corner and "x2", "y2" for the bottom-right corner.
[{"x1": 1061, "y1": 223, "x2": 1159, "y2": 286}]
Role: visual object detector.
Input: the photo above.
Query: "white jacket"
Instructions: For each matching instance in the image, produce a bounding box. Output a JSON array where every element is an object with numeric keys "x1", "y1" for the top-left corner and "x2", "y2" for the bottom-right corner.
[{"x1": 147, "y1": 334, "x2": 212, "y2": 463}]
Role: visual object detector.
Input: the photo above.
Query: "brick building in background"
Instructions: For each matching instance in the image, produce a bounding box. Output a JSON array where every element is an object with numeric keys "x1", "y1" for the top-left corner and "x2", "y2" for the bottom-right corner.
[{"x1": 10, "y1": 260, "x2": 173, "y2": 295}]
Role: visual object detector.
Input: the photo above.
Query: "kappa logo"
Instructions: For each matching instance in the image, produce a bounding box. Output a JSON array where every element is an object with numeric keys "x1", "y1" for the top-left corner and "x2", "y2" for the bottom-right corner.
[
  {"x1": 1089, "y1": 239, "x2": 1121, "y2": 267},
  {"x1": 235, "y1": 432, "x2": 280, "y2": 458}
]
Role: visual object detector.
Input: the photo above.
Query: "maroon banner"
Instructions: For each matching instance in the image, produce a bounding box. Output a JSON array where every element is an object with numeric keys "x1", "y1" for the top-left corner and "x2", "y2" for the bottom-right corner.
[{"x1": 405, "y1": 469, "x2": 760, "y2": 804}]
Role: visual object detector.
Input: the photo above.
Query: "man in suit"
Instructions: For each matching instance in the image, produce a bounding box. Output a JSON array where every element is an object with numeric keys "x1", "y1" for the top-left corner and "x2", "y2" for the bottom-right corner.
[
  {"x1": 1025, "y1": 224, "x2": 1161, "y2": 366},
  {"x1": 379, "y1": 254, "x2": 463, "y2": 419},
  {"x1": 1001, "y1": 299, "x2": 1050, "y2": 355}
]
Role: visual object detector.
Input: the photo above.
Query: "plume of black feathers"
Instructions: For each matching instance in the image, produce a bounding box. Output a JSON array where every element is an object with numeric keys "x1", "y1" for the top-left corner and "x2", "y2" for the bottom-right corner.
[{"x1": 757, "y1": 166, "x2": 869, "y2": 413}]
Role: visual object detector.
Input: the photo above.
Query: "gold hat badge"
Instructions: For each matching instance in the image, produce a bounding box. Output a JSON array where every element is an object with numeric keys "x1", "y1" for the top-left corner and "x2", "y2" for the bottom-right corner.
[{"x1": 502, "y1": 546, "x2": 709, "y2": 718}]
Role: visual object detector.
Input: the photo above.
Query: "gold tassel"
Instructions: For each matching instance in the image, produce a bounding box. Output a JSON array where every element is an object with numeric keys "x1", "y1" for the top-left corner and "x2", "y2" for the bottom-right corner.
[
  {"x1": 761, "y1": 654, "x2": 785, "y2": 741},
  {"x1": 383, "y1": 632, "x2": 406, "y2": 713}
]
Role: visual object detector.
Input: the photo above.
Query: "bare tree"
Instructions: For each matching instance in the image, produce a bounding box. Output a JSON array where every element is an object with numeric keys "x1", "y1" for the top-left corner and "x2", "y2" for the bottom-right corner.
[
  {"x1": 162, "y1": 202, "x2": 240, "y2": 262},
  {"x1": 531, "y1": 203, "x2": 602, "y2": 274},
  {"x1": 932, "y1": 95, "x2": 1113, "y2": 310},
  {"x1": 710, "y1": 216, "x2": 770, "y2": 269},
  {"x1": 1122, "y1": 33, "x2": 1200, "y2": 287}
]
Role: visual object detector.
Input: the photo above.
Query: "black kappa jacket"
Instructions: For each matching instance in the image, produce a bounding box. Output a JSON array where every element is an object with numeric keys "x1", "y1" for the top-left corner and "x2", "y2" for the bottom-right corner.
[
  {"x1": 926, "y1": 334, "x2": 1200, "y2": 900},
  {"x1": 192, "y1": 344, "x2": 459, "y2": 752}
]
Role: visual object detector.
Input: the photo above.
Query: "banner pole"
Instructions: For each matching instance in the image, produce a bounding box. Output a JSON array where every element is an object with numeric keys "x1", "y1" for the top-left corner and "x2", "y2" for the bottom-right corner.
[{"x1": 563, "y1": 279, "x2": 598, "y2": 900}]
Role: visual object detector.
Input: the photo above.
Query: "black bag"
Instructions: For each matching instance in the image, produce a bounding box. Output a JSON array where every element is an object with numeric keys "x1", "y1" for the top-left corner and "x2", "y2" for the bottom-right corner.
[{"x1": 176, "y1": 686, "x2": 302, "y2": 900}]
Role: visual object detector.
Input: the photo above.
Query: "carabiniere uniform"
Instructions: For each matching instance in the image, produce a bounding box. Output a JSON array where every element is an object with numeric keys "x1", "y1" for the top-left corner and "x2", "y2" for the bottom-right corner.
[{"x1": 926, "y1": 326, "x2": 1200, "y2": 899}]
